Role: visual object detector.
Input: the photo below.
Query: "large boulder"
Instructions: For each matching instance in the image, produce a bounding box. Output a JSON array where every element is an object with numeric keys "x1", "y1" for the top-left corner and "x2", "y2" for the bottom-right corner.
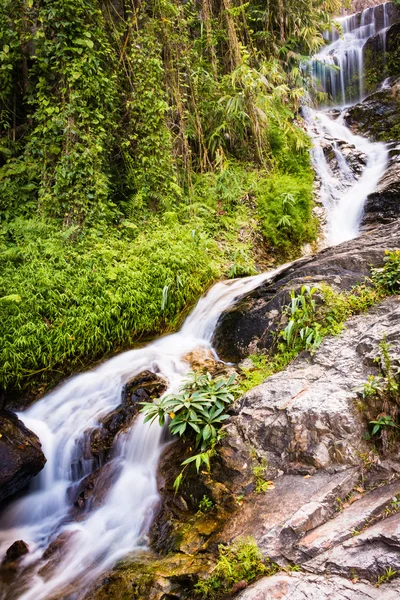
[
  {"x1": 0, "y1": 410, "x2": 46, "y2": 503},
  {"x1": 231, "y1": 296, "x2": 400, "y2": 473},
  {"x1": 212, "y1": 220, "x2": 400, "y2": 362},
  {"x1": 362, "y1": 142, "x2": 400, "y2": 230}
]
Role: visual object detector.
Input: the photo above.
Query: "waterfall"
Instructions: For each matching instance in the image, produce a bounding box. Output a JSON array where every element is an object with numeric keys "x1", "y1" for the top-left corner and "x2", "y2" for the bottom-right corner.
[
  {"x1": 0, "y1": 264, "x2": 291, "y2": 600},
  {"x1": 311, "y1": 2, "x2": 394, "y2": 104},
  {"x1": 304, "y1": 3, "x2": 393, "y2": 245}
]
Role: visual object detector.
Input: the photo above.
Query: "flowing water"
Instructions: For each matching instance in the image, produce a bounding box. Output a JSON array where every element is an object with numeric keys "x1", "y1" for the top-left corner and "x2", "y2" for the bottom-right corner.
[
  {"x1": 304, "y1": 2, "x2": 394, "y2": 244},
  {"x1": 0, "y1": 265, "x2": 291, "y2": 599},
  {"x1": 0, "y1": 4, "x2": 396, "y2": 599}
]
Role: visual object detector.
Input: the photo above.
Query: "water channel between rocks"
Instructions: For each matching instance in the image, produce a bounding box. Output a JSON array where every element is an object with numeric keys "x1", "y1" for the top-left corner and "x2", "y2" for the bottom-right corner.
[{"x1": 0, "y1": 3, "x2": 396, "y2": 599}]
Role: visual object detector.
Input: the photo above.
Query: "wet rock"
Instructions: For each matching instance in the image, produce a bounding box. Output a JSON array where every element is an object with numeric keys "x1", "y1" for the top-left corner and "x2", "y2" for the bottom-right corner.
[
  {"x1": 2, "y1": 540, "x2": 29, "y2": 564},
  {"x1": 0, "y1": 409, "x2": 46, "y2": 503},
  {"x1": 69, "y1": 460, "x2": 123, "y2": 515},
  {"x1": 88, "y1": 371, "x2": 167, "y2": 460},
  {"x1": 236, "y1": 572, "x2": 400, "y2": 600},
  {"x1": 362, "y1": 142, "x2": 400, "y2": 230},
  {"x1": 212, "y1": 220, "x2": 400, "y2": 362},
  {"x1": 84, "y1": 551, "x2": 212, "y2": 600},
  {"x1": 149, "y1": 423, "x2": 255, "y2": 555},
  {"x1": 231, "y1": 297, "x2": 400, "y2": 473},
  {"x1": 344, "y1": 78, "x2": 400, "y2": 142}
]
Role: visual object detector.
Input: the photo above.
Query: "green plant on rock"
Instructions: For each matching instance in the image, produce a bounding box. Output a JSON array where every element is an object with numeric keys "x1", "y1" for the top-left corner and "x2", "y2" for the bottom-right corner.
[
  {"x1": 194, "y1": 537, "x2": 276, "y2": 600},
  {"x1": 356, "y1": 338, "x2": 400, "y2": 454},
  {"x1": 140, "y1": 371, "x2": 237, "y2": 490},
  {"x1": 198, "y1": 495, "x2": 214, "y2": 513},
  {"x1": 376, "y1": 567, "x2": 398, "y2": 587},
  {"x1": 371, "y1": 250, "x2": 400, "y2": 294},
  {"x1": 281, "y1": 285, "x2": 322, "y2": 353}
]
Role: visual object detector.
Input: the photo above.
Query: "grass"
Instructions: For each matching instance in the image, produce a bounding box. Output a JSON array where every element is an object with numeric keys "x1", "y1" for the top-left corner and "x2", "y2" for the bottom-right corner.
[{"x1": 1, "y1": 155, "x2": 319, "y2": 399}]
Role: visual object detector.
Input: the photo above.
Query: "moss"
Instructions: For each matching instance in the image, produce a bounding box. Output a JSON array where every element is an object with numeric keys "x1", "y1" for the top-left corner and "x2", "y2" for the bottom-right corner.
[{"x1": 87, "y1": 552, "x2": 213, "y2": 600}]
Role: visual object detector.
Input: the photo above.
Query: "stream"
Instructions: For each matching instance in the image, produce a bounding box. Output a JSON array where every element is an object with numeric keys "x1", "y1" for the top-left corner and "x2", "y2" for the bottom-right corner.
[{"x1": 0, "y1": 3, "x2": 396, "y2": 599}]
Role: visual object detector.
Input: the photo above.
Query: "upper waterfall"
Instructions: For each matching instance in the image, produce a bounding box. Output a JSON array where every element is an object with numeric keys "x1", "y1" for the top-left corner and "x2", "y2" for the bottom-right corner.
[{"x1": 311, "y1": 2, "x2": 396, "y2": 105}]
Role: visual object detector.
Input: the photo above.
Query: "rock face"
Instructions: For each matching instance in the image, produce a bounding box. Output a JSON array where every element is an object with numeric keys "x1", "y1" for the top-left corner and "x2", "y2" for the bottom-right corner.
[
  {"x1": 236, "y1": 572, "x2": 400, "y2": 600},
  {"x1": 213, "y1": 220, "x2": 400, "y2": 362},
  {"x1": 344, "y1": 78, "x2": 400, "y2": 142},
  {"x1": 231, "y1": 296, "x2": 400, "y2": 473},
  {"x1": 362, "y1": 142, "x2": 400, "y2": 229},
  {"x1": 0, "y1": 410, "x2": 46, "y2": 503}
]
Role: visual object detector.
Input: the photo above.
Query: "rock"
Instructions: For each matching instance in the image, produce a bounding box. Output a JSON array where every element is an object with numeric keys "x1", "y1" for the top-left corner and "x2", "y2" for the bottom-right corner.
[
  {"x1": 230, "y1": 297, "x2": 400, "y2": 473},
  {"x1": 362, "y1": 142, "x2": 400, "y2": 230},
  {"x1": 83, "y1": 551, "x2": 212, "y2": 600},
  {"x1": 209, "y1": 468, "x2": 360, "y2": 562},
  {"x1": 296, "y1": 480, "x2": 400, "y2": 560},
  {"x1": 2, "y1": 540, "x2": 29, "y2": 564},
  {"x1": 363, "y1": 21, "x2": 400, "y2": 94},
  {"x1": 236, "y1": 572, "x2": 400, "y2": 600},
  {"x1": 304, "y1": 511, "x2": 400, "y2": 582},
  {"x1": 88, "y1": 371, "x2": 167, "y2": 460},
  {"x1": 212, "y1": 220, "x2": 400, "y2": 362},
  {"x1": 149, "y1": 423, "x2": 255, "y2": 555},
  {"x1": 344, "y1": 78, "x2": 400, "y2": 142},
  {"x1": 0, "y1": 409, "x2": 46, "y2": 503},
  {"x1": 68, "y1": 460, "x2": 123, "y2": 515}
]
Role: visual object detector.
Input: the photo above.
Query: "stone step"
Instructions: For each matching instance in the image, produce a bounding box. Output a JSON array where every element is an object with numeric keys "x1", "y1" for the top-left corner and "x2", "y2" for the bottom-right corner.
[{"x1": 296, "y1": 480, "x2": 400, "y2": 559}]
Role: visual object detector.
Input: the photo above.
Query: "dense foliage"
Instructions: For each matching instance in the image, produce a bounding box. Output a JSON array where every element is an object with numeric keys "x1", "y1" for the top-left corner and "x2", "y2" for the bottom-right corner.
[{"x1": 0, "y1": 0, "x2": 343, "y2": 395}]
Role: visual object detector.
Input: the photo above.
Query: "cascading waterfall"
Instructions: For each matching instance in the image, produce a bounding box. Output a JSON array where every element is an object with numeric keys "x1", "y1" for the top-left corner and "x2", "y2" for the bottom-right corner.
[
  {"x1": 0, "y1": 264, "x2": 291, "y2": 600},
  {"x1": 304, "y1": 3, "x2": 394, "y2": 245},
  {"x1": 0, "y1": 4, "x2": 396, "y2": 599}
]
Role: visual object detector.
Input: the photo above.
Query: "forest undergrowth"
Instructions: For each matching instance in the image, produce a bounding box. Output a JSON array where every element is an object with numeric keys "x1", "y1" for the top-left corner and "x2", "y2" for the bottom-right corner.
[{"x1": 0, "y1": 0, "x2": 342, "y2": 397}]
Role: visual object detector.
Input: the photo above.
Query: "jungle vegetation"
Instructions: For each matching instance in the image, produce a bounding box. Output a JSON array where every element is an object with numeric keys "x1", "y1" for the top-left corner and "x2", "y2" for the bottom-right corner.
[{"x1": 0, "y1": 0, "x2": 343, "y2": 395}]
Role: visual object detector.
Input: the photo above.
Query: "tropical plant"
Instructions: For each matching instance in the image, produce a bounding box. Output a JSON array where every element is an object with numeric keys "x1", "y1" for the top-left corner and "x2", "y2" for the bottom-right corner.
[
  {"x1": 281, "y1": 285, "x2": 322, "y2": 353},
  {"x1": 140, "y1": 371, "x2": 237, "y2": 490}
]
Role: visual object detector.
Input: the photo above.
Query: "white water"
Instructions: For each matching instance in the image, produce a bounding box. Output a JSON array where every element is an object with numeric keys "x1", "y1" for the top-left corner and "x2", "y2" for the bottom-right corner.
[
  {"x1": 304, "y1": 3, "x2": 394, "y2": 245},
  {"x1": 0, "y1": 265, "x2": 290, "y2": 600}
]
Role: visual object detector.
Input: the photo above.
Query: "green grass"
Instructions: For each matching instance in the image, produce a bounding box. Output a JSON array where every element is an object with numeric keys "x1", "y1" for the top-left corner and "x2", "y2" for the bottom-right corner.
[
  {"x1": 0, "y1": 157, "x2": 318, "y2": 398},
  {"x1": 0, "y1": 217, "x2": 221, "y2": 393}
]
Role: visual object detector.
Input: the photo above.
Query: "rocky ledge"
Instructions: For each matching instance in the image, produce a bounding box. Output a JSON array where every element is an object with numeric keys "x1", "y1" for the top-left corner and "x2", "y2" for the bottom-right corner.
[
  {"x1": 0, "y1": 410, "x2": 46, "y2": 504},
  {"x1": 212, "y1": 219, "x2": 400, "y2": 361}
]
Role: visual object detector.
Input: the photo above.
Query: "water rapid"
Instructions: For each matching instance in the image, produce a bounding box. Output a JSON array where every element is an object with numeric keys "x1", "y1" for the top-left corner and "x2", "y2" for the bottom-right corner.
[
  {"x1": 304, "y1": 3, "x2": 393, "y2": 245},
  {"x1": 0, "y1": 265, "x2": 290, "y2": 599}
]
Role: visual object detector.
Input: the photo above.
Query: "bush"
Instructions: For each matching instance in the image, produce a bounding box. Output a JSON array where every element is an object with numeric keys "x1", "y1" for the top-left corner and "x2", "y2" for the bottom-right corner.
[
  {"x1": 140, "y1": 371, "x2": 237, "y2": 490},
  {"x1": 256, "y1": 170, "x2": 316, "y2": 256},
  {"x1": 0, "y1": 218, "x2": 220, "y2": 392}
]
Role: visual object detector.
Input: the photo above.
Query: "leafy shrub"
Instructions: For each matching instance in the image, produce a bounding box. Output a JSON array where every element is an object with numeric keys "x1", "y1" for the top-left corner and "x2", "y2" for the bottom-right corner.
[
  {"x1": 371, "y1": 250, "x2": 400, "y2": 294},
  {"x1": 281, "y1": 285, "x2": 322, "y2": 353},
  {"x1": 0, "y1": 218, "x2": 220, "y2": 392},
  {"x1": 140, "y1": 371, "x2": 237, "y2": 490},
  {"x1": 356, "y1": 339, "x2": 400, "y2": 454},
  {"x1": 256, "y1": 170, "x2": 316, "y2": 256},
  {"x1": 194, "y1": 537, "x2": 276, "y2": 600}
]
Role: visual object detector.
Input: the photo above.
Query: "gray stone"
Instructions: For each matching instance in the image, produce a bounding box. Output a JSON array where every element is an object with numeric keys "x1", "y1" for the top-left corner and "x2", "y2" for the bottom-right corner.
[
  {"x1": 236, "y1": 572, "x2": 400, "y2": 600},
  {"x1": 297, "y1": 480, "x2": 400, "y2": 559},
  {"x1": 230, "y1": 297, "x2": 400, "y2": 472}
]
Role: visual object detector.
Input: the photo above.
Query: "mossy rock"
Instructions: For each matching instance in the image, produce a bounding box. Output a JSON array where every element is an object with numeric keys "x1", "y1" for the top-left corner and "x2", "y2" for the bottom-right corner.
[{"x1": 86, "y1": 552, "x2": 213, "y2": 600}]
